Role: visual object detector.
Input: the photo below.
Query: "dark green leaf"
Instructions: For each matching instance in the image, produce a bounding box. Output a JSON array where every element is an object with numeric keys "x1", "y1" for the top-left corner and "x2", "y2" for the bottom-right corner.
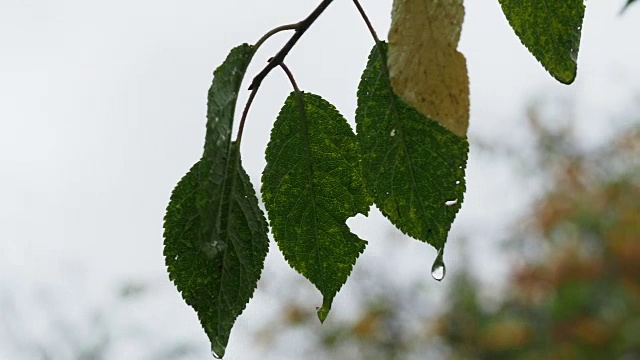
[
  {"x1": 262, "y1": 92, "x2": 372, "y2": 322},
  {"x1": 164, "y1": 44, "x2": 269, "y2": 359},
  {"x1": 356, "y1": 43, "x2": 468, "y2": 251},
  {"x1": 499, "y1": 0, "x2": 585, "y2": 84},
  {"x1": 198, "y1": 44, "x2": 255, "y2": 249},
  {"x1": 164, "y1": 148, "x2": 269, "y2": 359}
]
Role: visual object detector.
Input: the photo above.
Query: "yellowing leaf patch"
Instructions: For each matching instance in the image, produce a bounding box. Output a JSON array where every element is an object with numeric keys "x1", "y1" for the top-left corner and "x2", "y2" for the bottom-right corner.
[{"x1": 388, "y1": 0, "x2": 469, "y2": 137}]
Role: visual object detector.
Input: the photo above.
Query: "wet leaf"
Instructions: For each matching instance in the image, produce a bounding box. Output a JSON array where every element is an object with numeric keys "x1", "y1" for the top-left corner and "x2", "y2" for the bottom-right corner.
[
  {"x1": 388, "y1": 0, "x2": 469, "y2": 137},
  {"x1": 198, "y1": 44, "x2": 255, "y2": 248},
  {"x1": 499, "y1": 0, "x2": 585, "y2": 84},
  {"x1": 356, "y1": 43, "x2": 468, "y2": 251},
  {"x1": 262, "y1": 92, "x2": 372, "y2": 322},
  {"x1": 164, "y1": 153, "x2": 269, "y2": 358},
  {"x1": 164, "y1": 44, "x2": 269, "y2": 358}
]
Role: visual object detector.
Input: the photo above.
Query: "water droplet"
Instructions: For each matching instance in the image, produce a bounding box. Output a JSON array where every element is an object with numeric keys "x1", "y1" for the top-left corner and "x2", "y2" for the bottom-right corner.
[
  {"x1": 431, "y1": 247, "x2": 446, "y2": 281},
  {"x1": 202, "y1": 240, "x2": 227, "y2": 259},
  {"x1": 211, "y1": 339, "x2": 225, "y2": 359},
  {"x1": 390, "y1": 129, "x2": 396, "y2": 137},
  {"x1": 445, "y1": 199, "x2": 458, "y2": 206}
]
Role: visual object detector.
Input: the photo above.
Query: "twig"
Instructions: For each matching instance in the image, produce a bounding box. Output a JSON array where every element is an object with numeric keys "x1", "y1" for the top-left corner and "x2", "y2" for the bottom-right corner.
[
  {"x1": 254, "y1": 23, "x2": 300, "y2": 51},
  {"x1": 235, "y1": 24, "x2": 299, "y2": 145},
  {"x1": 248, "y1": 0, "x2": 335, "y2": 90},
  {"x1": 237, "y1": 0, "x2": 333, "y2": 144}
]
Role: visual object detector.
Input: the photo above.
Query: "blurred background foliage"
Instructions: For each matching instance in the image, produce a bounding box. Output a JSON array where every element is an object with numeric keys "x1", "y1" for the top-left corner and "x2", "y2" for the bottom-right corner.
[
  {"x1": 436, "y1": 107, "x2": 640, "y2": 360},
  {"x1": 253, "y1": 100, "x2": 640, "y2": 360},
  {"x1": 1, "y1": 100, "x2": 638, "y2": 359}
]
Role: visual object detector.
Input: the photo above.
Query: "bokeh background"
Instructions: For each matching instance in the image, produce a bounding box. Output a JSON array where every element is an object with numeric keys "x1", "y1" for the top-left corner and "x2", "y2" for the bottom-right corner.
[{"x1": 1, "y1": 0, "x2": 638, "y2": 359}]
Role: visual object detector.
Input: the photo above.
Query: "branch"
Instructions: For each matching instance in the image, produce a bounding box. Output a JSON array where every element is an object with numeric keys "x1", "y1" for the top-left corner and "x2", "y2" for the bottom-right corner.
[
  {"x1": 248, "y1": 0, "x2": 335, "y2": 90},
  {"x1": 254, "y1": 23, "x2": 300, "y2": 51}
]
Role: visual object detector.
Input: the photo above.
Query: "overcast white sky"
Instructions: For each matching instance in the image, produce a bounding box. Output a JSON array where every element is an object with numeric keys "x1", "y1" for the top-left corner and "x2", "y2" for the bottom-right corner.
[{"x1": 1, "y1": 0, "x2": 639, "y2": 359}]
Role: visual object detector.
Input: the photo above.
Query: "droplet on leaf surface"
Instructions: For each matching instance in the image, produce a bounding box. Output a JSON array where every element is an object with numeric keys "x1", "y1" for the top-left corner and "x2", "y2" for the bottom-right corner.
[{"x1": 211, "y1": 347, "x2": 222, "y2": 359}]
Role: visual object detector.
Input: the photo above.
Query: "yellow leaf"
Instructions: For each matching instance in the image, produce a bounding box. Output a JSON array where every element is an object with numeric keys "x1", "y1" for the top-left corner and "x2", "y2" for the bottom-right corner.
[{"x1": 388, "y1": 0, "x2": 469, "y2": 137}]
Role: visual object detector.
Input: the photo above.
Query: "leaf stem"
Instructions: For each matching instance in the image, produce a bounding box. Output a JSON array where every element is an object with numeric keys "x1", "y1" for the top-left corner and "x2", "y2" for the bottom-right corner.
[
  {"x1": 236, "y1": 25, "x2": 298, "y2": 146},
  {"x1": 237, "y1": 0, "x2": 334, "y2": 144},
  {"x1": 351, "y1": 0, "x2": 394, "y2": 109},
  {"x1": 248, "y1": 0, "x2": 335, "y2": 90},
  {"x1": 351, "y1": 0, "x2": 389, "y2": 82},
  {"x1": 236, "y1": 87, "x2": 258, "y2": 145},
  {"x1": 278, "y1": 62, "x2": 301, "y2": 94},
  {"x1": 351, "y1": 0, "x2": 381, "y2": 43}
]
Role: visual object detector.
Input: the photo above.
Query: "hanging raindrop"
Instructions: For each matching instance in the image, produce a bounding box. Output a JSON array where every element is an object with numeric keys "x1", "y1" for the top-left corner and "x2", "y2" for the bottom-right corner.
[{"x1": 431, "y1": 247, "x2": 446, "y2": 281}]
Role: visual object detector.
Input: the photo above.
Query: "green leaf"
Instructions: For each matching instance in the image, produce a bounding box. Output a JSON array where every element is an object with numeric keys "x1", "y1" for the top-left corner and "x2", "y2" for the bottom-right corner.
[
  {"x1": 198, "y1": 44, "x2": 255, "y2": 249},
  {"x1": 262, "y1": 92, "x2": 372, "y2": 322},
  {"x1": 164, "y1": 148, "x2": 269, "y2": 359},
  {"x1": 499, "y1": 0, "x2": 585, "y2": 84},
  {"x1": 356, "y1": 43, "x2": 468, "y2": 251},
  {"x1": 164, "y1": 44, "x2": 269, "y2": 359}
]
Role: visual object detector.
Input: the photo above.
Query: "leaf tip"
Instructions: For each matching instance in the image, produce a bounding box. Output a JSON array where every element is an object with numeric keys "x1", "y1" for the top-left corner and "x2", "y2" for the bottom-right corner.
[
  {"x1": 209, "y1": 334, "x2": 228, "y2": 359},
  {"x1": 555, "y1": 69, "x2": 577, "y2": 85},
  {"x1": 317, "y1": 303, "x2": 331, "y2": 323}
]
